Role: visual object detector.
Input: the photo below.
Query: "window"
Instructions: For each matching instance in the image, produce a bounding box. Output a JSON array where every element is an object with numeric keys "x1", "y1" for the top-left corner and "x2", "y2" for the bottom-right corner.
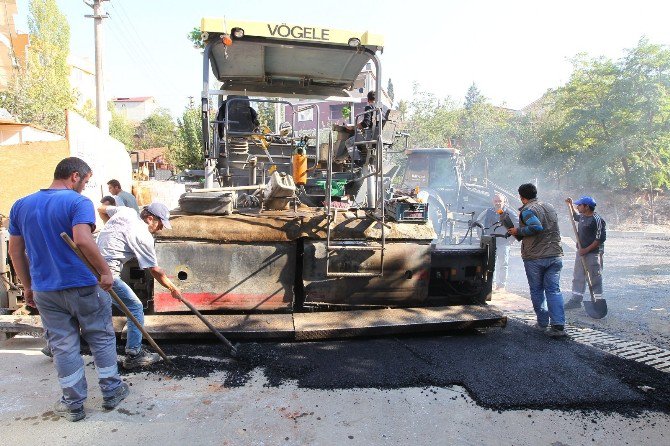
[
  {"x1": 330, "y1": 106, "x2": 342, "y2": 120},
  {"x1": 298, "y1": 108, "x2": 313, "y2": 122}
]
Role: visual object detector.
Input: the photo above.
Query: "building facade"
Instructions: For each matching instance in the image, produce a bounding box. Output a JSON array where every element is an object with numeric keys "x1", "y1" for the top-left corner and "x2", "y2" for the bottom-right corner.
[{"x1": 112, "y1": 96, "x2": 158, "y2": 123}]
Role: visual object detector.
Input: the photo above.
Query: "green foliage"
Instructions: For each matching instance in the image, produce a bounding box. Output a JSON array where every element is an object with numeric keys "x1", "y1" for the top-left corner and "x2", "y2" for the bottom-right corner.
[
  {"x1": 387, "y1": 78, "x2": 395, "y2": 104},
  {"x1": 78, "y1": 99, "x2": 97, "y2": 125},
  {"x1": 171, "y1": 104, "x2": 204, "y2": 170},
  {"x1": 537, "y1": 39, "x2": 670, "y2": 189},
  {"x1": 0, "y1": 0, "x2": 75, "y2": 134},
  {"x1": 399, "y1": 40, "x2": 670, "y2": 191},
  {"x1": 109, "y1": 106, "x2": 136, "y2": 150},
  {"x1": 256, "y1": 100, "x2": 276, "y2": 130},
  {"x1": 188, "y1": 27, "x2": 204, "y2": 49},
  {"x1": 135, "y1": 108, "x2": 179, "y2": 150},
  {"x1": 342, "y1": 104, "x2": 351, "y2": 120}
]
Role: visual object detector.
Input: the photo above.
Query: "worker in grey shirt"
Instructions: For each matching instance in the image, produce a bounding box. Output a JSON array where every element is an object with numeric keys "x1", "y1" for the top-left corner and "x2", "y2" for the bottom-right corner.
[
  {"x1": 564, "y1": 196, "x2": 607, "y2": 310},
  {"x1": 97, "y1": 202, "x2": 183, "y2": 368},
  {"x1": 107, "y1": 179, "x2": 139, "y2": 212},
  {"x1": 476, "y1": 193, "x2": 518, "y2": 291}
]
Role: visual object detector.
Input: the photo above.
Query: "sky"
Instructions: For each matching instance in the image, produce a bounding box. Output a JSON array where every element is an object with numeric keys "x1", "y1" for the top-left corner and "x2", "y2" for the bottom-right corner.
[{"x1": 14, "y1": 0, "x2": 670, "y2": 117}]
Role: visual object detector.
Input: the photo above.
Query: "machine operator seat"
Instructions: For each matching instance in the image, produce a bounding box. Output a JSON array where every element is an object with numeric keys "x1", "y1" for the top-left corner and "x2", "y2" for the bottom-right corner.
[{"x1": 216, "y1": 95, "x2": 260, "y2": 139}]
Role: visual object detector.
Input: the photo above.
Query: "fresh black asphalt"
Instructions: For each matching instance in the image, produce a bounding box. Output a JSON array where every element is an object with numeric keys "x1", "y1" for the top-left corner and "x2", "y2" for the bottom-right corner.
[{"x1": 122, "y1": 320, "x2": 670, "y2": 415}]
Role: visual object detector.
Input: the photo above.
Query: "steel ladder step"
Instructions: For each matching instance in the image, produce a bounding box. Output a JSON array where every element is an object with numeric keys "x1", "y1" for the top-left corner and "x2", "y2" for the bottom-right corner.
[
  {"x1": 325, "y1": 272, "x2": 383, "y2": 278},
  {"x1": 327, "y1": 245, "x2": 384, "y2": 251}
]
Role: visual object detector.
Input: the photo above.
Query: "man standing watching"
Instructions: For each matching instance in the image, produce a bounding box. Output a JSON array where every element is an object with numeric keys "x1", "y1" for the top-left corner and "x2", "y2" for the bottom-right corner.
[
  {"x1": 477, "y1": 193, "x2": 518, "y2": 291},
  {"x1": 564, "y1": 196, "x2": 606, "y2": 310},
  {"x1": 508, "y1": 183, "x2": 566, "y2": 337},
  {"x1": 107, "y1": 179, "x2": 139, "y2": 212},
  {"x1": 8, "y1": 157, "x2": 129, "y2": 422},
  {"x1": 97, "y1": 202, "x2": 183, "y2": 369}
]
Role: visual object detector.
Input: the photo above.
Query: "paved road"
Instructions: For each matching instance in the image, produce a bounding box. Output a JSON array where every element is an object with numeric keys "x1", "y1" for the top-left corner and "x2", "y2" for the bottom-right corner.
[
  {"x1": 503, "y1": 232, "x2": 670, "y2": 349},
  {"x1": 1, "y1": 318, "x2": 669, "y2": 445},
  {"x1": 1, "y1": 231, "x2": 669, "y2": 444}
]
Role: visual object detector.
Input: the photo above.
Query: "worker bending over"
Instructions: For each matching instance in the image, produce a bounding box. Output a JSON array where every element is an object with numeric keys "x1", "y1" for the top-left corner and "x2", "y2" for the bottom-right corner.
[{"x1": 97, "y1": 202, "x2": 183, "y2": 369}]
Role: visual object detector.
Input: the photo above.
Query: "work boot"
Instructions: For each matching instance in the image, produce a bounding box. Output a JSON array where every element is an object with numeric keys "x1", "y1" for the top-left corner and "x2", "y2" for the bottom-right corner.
[
  {"x1": 54, "y1": 400, "x2": 86, "y2": 422},
  {"x1": 41, "y1": 345, "x2": 53, "y2": 358},
  {"x1": 102, "y1": 382, "x2": 130, "y2": 410},
  {"x1": 123, "y1": 348, "x2": 162, "y2": 369},
  {"x1": 532, "y1": 322, "x2": 548, "y2": 332},
  {"x1": 546, "y1": 325, "x2": 568, "y2": 338},
  {"x1": 564, "y1": 296, "x2": 583, "y2": 310}
]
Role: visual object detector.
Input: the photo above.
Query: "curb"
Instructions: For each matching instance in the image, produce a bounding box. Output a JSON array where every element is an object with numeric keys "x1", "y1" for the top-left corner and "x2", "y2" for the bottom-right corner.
[{"x1": 607, "y1": 230, "x2": 670, "y2": 239}]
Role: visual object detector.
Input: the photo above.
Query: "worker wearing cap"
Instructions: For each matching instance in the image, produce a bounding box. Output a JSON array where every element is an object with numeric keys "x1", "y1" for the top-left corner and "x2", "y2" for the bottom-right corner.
[
  {"x1": 96, "y1": 202, "x2": 183, "y2": 369},
  {"x1": 564, "y1": 196, "x2": 607, "y2": 310}
]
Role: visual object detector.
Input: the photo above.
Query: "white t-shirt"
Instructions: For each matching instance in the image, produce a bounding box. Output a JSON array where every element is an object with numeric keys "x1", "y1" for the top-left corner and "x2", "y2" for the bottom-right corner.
[{"x1": 96, "y1": 206, "x2": 158, "y2": 275}]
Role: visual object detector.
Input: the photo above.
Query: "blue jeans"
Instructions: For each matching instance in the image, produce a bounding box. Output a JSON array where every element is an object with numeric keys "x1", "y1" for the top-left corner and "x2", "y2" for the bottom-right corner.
[
  {"x1": 523, "y1": 257, "x2": 565, "y2": 327},
  {"x1": 111, "y1": 278, "x2": 145, "y2": 354}
]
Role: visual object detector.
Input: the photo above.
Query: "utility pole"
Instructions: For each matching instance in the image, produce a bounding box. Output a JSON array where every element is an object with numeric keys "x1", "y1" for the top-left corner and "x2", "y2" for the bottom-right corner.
[{"x1": 85, "y1": 0, "x2": 110, "y2": 134}]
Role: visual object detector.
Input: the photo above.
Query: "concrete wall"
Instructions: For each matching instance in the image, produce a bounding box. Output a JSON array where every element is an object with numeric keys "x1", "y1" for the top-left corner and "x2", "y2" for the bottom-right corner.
[
  {"x1": 0, "y1": 124, "x2": 64, "y2": 145},
  {"x1": 0, "y1": 112, "x2": 133, "y2": 228},
  {"x1": 0, "y1": 140, "x2": 69, "y2": 216},
  {"x1": 66, "y1": 111, "x2": 132, "y2": 215}
]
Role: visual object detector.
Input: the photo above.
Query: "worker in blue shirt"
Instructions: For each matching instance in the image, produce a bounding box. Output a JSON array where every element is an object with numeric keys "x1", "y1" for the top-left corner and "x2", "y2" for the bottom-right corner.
[{"x1": 9, "y1": 157, "x2": 130, "y2": 421}]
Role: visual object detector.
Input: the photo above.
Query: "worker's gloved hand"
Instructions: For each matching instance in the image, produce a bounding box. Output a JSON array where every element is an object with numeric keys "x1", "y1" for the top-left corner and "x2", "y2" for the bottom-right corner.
[{"x1": 99, "y1": 273, "x2": 114, "y2": 291}]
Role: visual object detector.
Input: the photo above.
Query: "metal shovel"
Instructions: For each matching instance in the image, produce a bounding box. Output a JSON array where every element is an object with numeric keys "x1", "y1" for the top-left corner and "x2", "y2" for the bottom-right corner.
[{"x1": 565, "y1": 203, "x2": 608, "y2": 319}]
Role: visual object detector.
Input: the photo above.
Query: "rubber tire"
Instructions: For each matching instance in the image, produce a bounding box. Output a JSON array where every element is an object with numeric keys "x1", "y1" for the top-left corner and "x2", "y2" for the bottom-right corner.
[{"x1": 179, "y1": 192, "x2": 233, "y2": 215}]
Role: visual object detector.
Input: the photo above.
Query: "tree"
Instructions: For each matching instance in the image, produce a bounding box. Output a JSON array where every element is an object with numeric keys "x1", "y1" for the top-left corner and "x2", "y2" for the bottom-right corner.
[
  {"x1": 402, "y1": 83, "x2": 460, "y2": 149},
  {"x1": 256, "y1": 100, "x2": 276, "y2": 130},
  {"x1": 387, "y1": 78, "x2": 395, "y2": 104},
  {"x1": 0, "y1": 0, "x2": 76, "y2": 134},
  {"x1": 172, "y1": 102, "x2": 204, "y2": 170},
  {"x1": 537, "y1": 39, "x2": 670, "y2": 189},
  {"x1": 78, "y1": 99, "x2": 97, "y2": 125},
  {"x1": 464, "y1": 83, "x2": 485, "y2": 110},
  {"x1": 135, "y1": 108, "x2": 179, "y2": 151},
  {"x1": 109, "y1": 106, "x2": 136, "y2": 150},
  {"x1": 458, "y1": 83, "x2": 522, "y2": 171},
  {"x1": 187, "y1": 27, "x2": 204, "y2": 49}
]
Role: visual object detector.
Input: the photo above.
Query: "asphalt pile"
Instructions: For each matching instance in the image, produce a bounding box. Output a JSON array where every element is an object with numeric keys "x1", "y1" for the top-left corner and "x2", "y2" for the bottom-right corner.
[{"x1": 120, "y1": 321, "x2": 670, "y2": 415}]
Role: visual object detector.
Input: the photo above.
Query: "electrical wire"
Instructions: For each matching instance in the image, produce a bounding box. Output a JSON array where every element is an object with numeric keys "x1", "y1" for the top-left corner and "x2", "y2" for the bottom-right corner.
[{"x1": 110, "y1": 1, "x2": 183, "y2": 97}]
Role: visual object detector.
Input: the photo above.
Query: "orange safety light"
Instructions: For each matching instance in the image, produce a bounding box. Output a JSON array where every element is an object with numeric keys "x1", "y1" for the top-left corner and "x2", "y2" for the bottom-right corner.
[{"x1": 222, "y1": 33, "x2": 232, "y2": 46}]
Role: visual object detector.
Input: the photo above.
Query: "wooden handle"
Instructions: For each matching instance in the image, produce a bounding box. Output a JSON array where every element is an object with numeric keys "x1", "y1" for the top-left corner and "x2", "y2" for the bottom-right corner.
[
  {"x1": 60, "y1": 232, "x2": 172, "y2": 365},
  {"x1": 565, "y1": 203, "x2": 597, "y2": 303}
]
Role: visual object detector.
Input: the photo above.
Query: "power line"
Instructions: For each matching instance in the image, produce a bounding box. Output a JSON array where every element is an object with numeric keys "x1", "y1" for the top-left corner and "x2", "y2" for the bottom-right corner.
[{"x1": 110, "y1": 0, "x2": 183, "y2": 98}]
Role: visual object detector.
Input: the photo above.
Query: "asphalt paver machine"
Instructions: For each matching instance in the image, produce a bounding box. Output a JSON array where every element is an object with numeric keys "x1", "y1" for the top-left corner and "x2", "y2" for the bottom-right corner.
[{"x1": 0, "y1": 18, "x2": 505, "y2": 340}]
